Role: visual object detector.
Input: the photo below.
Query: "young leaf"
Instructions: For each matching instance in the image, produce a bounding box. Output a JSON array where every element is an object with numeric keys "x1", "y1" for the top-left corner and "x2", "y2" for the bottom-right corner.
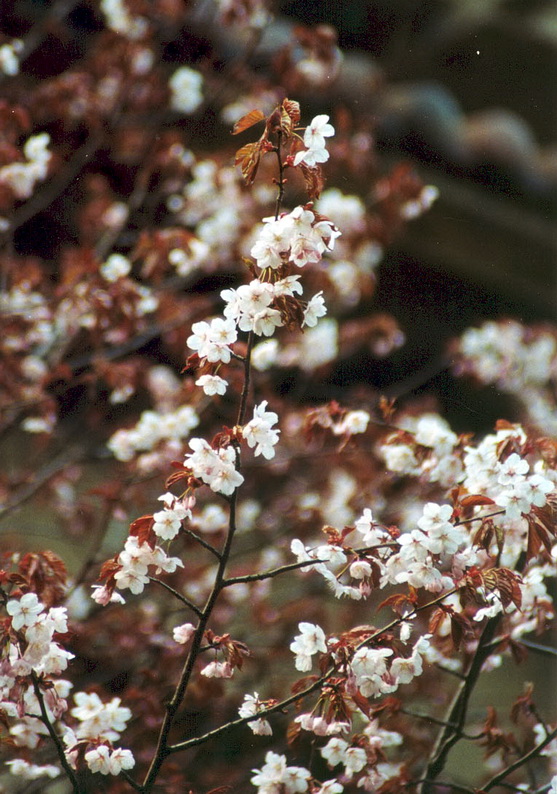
[
  {"x1": 232, "y1": 109, "x2": 265, "y2": 135},
  {"x1": 234, "y1": 140, "x2": 263, "y2": 185}
]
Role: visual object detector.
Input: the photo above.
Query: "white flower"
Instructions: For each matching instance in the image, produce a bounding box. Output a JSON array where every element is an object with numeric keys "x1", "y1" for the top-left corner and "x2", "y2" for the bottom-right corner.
[
  {"x1": 238, "y1": 692, "x2": 272, "y2": 736},
  {"x1": 321, "y1": 736, "x2": 348, "y2": 766},
  {"x1": 316, "y1": 782, "x2": 344, "y2": 794},
  {"x1": 350, "y1": 560, "x2": 372, "y2": 580},
  {"x1": 243, "y1": 401, "x2": 280, "y2": 459},
  {"x1": 185, "y1": 438, "x2": 244, "y2": 495},
  {"x1": 152, "y1": 507, "x2": 184, "y2": 540},
  {"x1": 107, "y1": 747, "x2": 135, "y2": 775},
  {"x1": 100, "y1": 253, "x2": 131, "y2": 282},
  {"x1": 5, "y1": 759, "x2": 59, "y2": 779},
  {"x1": 351, "y1": 646, "x2": 393, "y2": 680},
  {"x1": 169, "y1": 67, "x2": 203, "y2": 114},
  {"x1": 391, "y1": 653, "x2": 423, "y2": 685},
  {"x1": 302, "y1": 292, "x2": 327, "y2": 327},
  {"x1": 252, "y1": 307, "x2": 283, "y2": 337},
  {"x1": 85, "y1": 745, "x2": 111, "y2": 774},
  {"x1": 497, "y1": 452, "x2": 529, "y2": 485},
  {"x1": 7, "y1": 593, "x2": 44, "y2": 630},
  {"x1": 251, "y1": 751, "x2": 286, "y2": 789},
  {"x1": 343, "y1": 746, "x2": 367, "y2": 777},
  {"x1": 525, "y1": 473, "x2": 554, "y2": 507},
  {"x1": 335, "y1": 410, "x2": 370, "y2": 436},
  {"x1": 195, "y1": 373, "x2": 228, "y2": 396},
  {"x1": 417, "y1": 502, "x2": 453, "y2": 533},
  {"x1": 0, "y1": 39, "x2": 23, "y2": 77},
  {"x1": 303, "y1": 115, "x2": 335, "y2": 148},
  {"x1": 495, "y1": 482, "x2": 533, "y2": 520},
  {"x1": 290, "y1": 622, "x2": 327, "y2": 671},
  {"x1": 294, "y1": 146, "x2": 329, "y2": 167}
]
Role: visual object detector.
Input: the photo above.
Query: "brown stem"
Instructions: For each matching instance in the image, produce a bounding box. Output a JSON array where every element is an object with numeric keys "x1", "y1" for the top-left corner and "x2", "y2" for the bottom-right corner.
[
  {"x1": 141, "y1": 121, "x2": 289, "y2": 792},
  {"x1": 419, "y1": 615, "x2": 502, "y2": 792},
  {"x1": 30, "y1": 672, "x2": 82, "y2": 794}
]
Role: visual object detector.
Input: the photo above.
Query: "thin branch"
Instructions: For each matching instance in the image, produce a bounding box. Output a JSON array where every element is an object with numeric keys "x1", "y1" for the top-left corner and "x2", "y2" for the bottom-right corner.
[
  {"x1": 509, "y1": 637, "x2": 557, "y2": 658},
  {"x1": 183, "y1": 528, "x2": 222, "y2": 560},
  {"x1": 483, "y1": 727, "x2": 557, "y2": 791},
  {"x1": 402, "y1": 707, "x2": 484, "y2": 741},
  {"x1": 456, "y1": 509, "x2": 505, "y2": 525},
  {"x1": 148, "y1": 577, "x2": 203, "y2": 618},
  {"x1": 223, "y1": 556, "x2": 329, "y2": 585},
  {"x1": 30, "y1": 672, "x2": 82, "y2": 794},
  {"x1": 120, "y1": 770, "x2": 144, "y2": 793}
]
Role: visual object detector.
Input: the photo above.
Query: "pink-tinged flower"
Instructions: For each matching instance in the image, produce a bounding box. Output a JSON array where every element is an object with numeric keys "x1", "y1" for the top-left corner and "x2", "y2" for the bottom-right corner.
[
  {"x1": 200, "y1": 660, "x2": 233, "y2": 678},
  {"x1": 7, "y1": 593, "x2": 43, "y2": 631},
  {"x1": 173, "y1": 622, "x2": 196, "y2": 644}
]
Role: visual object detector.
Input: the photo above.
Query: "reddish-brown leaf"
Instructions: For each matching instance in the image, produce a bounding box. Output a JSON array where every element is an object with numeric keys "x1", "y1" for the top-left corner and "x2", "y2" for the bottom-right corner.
[
  {"x1": 378, "y1": 592, "x2": 415, "y2": 615},
  {"x1": 129, "y1": 515, "x2": 155, "y2": 547},
  {"x1": 281, "y1": 98, "x2": 301, "y2": 130},
  {"x1": 510, "y1": 682, "x2": 535, "y2": 723},
  {"x1": 232, "y1": 109, "x2": 265, "y2": 135},
  {"x1": 234, "y1": 140, "x2": 263, "y2": 185},
  {"x1": 298, "y1": 161, "x2": 325, "y2": 199},
  {"x1": 460, "y1": 494, "x2": 496, "y2": 507}
]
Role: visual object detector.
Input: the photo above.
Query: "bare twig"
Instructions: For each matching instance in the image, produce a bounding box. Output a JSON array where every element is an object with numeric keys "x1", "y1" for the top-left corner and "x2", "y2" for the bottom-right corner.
[{"x1": 148, "y1": 577, "x2": 203, "y2": 618}]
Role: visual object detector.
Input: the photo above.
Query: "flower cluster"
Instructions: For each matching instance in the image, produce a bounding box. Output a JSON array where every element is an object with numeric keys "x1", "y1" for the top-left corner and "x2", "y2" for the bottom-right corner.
[
  {"x1": 457, "y1": 320, "x2": 557, "y2": 434},
  {"x1": 2, "y1": 587, "x2": 135, "y2": 781},
  {"x1": 251, "y1": 205, "x2": 340, "y2": 271},
  {"x1": 0, "y1": 132, "x2": 51, "y2": 200},
  {"x1": 107, "y1": 535, "x2": 184, "y2": 596}
]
